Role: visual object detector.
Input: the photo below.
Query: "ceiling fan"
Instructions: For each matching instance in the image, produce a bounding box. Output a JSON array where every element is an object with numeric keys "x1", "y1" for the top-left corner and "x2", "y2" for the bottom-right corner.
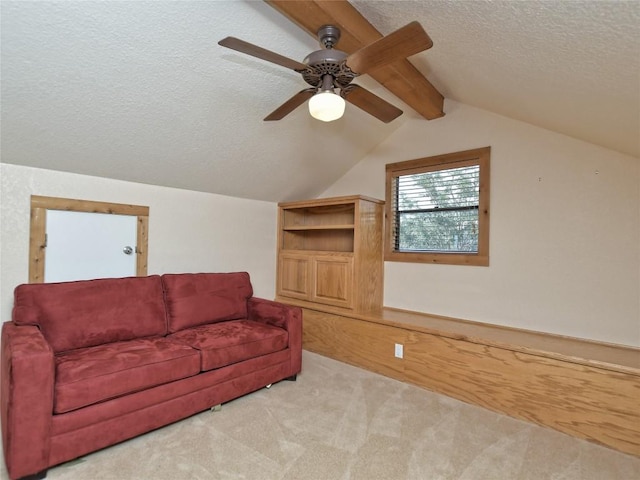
[{"x1": 218, "y1": 21, "x2": 433, "y2": 123}]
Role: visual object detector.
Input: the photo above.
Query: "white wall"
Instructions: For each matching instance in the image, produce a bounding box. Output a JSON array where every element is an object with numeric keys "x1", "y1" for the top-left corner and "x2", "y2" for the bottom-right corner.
[
  {"x1": 323, "y1": 100, "x2": 640, "y2": 347},
  {"x1": 0, "y1": 164, "x2": 278, "y2": 321}
]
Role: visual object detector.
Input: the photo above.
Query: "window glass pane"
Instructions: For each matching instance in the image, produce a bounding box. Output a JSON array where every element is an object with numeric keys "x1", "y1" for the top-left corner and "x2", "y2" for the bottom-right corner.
[
  {"x1": 395, "y1": 165, "x2": 480, "y2": 253},
  {"x1": 398, "y1": 166, "x2": 479, "y2": 210},
  {"x1": 398, "y1": 209, "x2": 478, "y2": 252}
]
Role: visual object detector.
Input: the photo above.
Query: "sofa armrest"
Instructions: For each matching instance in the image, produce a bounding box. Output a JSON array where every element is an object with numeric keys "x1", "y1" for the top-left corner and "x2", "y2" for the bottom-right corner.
[
  {"x1": 1, "y1": 322, "x2": 55, "y2": 479},
  {"x1": 247, "y1": 298, "x2": 302, "y2": 376}
]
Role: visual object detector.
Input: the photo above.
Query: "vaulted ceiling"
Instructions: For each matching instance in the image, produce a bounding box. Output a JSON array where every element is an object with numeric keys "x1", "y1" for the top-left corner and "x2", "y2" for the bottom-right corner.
[{"x1": 1, "y1": 1, "x2": 638, "y2": 203}]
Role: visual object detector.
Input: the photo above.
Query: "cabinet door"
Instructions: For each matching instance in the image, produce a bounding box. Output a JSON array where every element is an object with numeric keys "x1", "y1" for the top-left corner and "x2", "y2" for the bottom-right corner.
[
  {"x1": 278, "y1": 253, "x2": 311, "y2": 300},
  {"x1": 311, "y1": 254, "x2": 353, "y2": 309}
]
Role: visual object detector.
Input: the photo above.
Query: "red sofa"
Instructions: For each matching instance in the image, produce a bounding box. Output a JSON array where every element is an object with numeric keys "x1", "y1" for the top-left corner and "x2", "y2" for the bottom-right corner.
[{"x1": 1, "y1": 272, "x2": 302, "y2": 480}]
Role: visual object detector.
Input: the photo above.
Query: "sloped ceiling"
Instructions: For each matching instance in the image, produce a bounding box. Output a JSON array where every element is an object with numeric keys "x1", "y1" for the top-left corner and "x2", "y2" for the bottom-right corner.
[{"x1": 1, "y1": 1, "x2": 638, "y2": 203}]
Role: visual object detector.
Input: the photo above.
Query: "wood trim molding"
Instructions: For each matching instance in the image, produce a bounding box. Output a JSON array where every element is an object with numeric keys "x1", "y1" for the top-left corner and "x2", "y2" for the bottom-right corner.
[
  {"x1": 136, "y1": 215, "x2": 149, "y2": 277},
  {"x1": 30, "y1": 195, "x2": 148, "y2": 216},
  {"x1": 29, "y1": 206, "x2": 47, "y2": 283},
  {"x1": 265, "y1": 0, "x2": 445, "y2": 120},
  {"x1": 28, "y1": 196, "x2": 149, "y2": 283},
  {"x1": 384, "y1": 147, "x2": 491, "y2": 266}
]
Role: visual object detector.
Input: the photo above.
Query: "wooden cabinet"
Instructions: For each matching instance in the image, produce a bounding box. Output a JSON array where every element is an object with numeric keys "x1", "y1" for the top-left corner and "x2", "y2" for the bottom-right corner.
[
  {"x1": 278, "y1": 252, "x2": 311, "y2": 301},
  {"x1": 279, "y1": 252, "x2": 354, "y2": 308},
  {"x1": 276, "y1": 195, "x2": 384, "y2": 314}
]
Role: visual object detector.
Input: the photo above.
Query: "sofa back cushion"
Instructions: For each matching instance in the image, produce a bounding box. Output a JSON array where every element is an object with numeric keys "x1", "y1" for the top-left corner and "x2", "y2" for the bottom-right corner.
[
  {"x1": 162, "y1": 272, "x2": 253, "y2": 333},
  {"x1": 13, "y1": 275, "x2": 167, "y2": 353}
]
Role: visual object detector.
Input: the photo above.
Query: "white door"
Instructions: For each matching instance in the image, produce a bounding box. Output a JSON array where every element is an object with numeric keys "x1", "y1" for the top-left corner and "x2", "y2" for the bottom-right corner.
[{"x1": 44, "y1": 210, "x2": 138, "y2": 282}]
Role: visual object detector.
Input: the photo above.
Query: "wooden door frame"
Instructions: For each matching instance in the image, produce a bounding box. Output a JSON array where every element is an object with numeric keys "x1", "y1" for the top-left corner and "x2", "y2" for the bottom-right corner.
[{"x1": 29, "y1": 195, "x2": 149, "y2": 283}]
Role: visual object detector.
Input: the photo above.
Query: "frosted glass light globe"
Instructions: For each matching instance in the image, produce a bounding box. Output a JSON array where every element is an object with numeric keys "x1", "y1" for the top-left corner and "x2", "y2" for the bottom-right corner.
[{"x1": 308, "y1": 91, "x2": 345, "y2": 122}]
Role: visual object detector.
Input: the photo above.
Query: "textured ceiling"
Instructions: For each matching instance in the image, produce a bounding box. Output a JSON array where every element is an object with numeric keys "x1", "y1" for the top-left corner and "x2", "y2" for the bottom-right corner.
[
  {"x1": 355, "y1": 0, "x2": 640, "y2": 159},
  {"x1": 1, "y1": 1, "x2": 638, "y2": 203}
]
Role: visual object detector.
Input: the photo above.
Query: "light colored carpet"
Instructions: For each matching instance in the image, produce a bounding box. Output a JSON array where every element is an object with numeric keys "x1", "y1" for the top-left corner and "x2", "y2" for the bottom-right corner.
[{"x1": 2, "y1": 350, "x2": 639, "y2": 480}]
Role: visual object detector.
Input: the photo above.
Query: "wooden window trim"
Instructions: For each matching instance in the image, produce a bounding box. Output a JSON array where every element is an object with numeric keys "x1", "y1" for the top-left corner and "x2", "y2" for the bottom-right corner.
[
  {"x1": 385, "y1": 147, "x2": 490, "y2": 266},
  {"x1": 29, "y1": 196, "x2": 149, "y2": 283}
]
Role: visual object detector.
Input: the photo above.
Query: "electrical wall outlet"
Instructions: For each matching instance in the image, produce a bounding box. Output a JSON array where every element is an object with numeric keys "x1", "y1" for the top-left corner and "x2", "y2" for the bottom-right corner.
[{"x1": 394, "y1": 343, "x2": 404, "y2": 359}]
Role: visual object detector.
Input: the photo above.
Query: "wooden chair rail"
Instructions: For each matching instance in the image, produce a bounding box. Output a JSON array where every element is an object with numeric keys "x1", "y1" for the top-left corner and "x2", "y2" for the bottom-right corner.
[{"x1": 368, "y1": 307, "x2": 639, "y2": 376}]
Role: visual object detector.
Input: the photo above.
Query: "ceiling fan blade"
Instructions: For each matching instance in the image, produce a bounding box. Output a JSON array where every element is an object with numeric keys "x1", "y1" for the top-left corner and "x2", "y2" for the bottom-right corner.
[
  {"x1": 264, "y1": 89, "x2": 317, "y2": 121},
  {"x1": 342, "y1": 85, "x2": 402, "y2": 123},
  {"x1": 345, "y1": 21, "x2": 433, "y2": 75},
  {"x1": 218, "y1": 37, "x2": 309, "y2": 72}
]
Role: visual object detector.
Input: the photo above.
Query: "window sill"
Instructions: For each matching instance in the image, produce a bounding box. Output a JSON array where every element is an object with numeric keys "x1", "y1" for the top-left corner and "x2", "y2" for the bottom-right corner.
[{"x1": 384, "y1": 250, "x2": 489, "y2": 266}]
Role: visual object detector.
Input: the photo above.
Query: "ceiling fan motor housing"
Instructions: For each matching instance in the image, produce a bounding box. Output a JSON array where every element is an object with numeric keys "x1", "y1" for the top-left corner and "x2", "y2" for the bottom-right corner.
[
  {"x1": 302, "y1": 48, "x2": 354, "y2": 89},
  {"x1": 298, "y1": 25, "x2": 355, "y2": 90}
]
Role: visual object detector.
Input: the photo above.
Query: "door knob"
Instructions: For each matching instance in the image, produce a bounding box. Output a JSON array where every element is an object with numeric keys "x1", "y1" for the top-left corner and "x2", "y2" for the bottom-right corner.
[{"x1": 123, "y1": 246, "x2": 134, "y2": 255}]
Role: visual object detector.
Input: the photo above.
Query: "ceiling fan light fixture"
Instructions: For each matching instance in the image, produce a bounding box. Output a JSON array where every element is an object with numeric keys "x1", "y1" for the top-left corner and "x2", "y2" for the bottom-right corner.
[{"x1": 308, "y1": 90, "x2": 345, "y2": 122}]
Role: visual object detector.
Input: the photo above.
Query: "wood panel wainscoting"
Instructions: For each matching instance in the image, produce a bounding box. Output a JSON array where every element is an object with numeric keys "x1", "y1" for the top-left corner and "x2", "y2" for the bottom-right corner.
[{"x1": 299, "y1": 306, "x2": 640, "y2": 456}]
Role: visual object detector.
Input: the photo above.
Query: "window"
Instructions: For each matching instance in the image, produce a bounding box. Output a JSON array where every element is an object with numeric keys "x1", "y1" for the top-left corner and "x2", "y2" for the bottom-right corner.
[{"x1": 385, "y1": 147, "x2": 490, "y2": 266}]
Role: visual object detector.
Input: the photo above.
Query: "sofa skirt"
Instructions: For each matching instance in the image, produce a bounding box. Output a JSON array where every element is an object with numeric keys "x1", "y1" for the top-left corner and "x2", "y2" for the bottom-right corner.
[{"x1": 48, "y1": 349, "x2": 293, "y2": 468}]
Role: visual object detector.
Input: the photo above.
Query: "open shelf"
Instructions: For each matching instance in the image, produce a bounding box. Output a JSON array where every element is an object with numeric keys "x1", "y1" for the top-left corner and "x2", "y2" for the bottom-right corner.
[
  {"x1": 283, "y1": 225, "x2": 355, "y2": 231},
  {"x1": 282, "y1": 229, "x2": 354, "y2": 252},
  {"x1": 282, "y1": 204, "x2": 355, "y2": 229}
]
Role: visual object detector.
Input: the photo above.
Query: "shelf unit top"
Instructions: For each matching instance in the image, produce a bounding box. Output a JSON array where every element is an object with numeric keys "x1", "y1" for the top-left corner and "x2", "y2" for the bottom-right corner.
[{"x1": 278, "y1": 194, "x2": 384, "y2": 209}]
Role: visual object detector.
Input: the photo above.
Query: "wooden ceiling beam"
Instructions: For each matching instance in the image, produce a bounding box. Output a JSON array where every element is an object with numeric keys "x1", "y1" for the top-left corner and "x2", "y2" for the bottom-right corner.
[{"x1": 265, "y1": 0, "x2": 445, "y2": 120}]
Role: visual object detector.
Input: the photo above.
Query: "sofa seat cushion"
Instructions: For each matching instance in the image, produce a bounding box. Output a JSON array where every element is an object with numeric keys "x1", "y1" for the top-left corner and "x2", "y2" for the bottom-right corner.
[
  {"x1": 54, "y1": 337, "x2": 200, "y2": 414},
  {"x1": 167, "y1": 320, "x2": 288, "y2": 371}
]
